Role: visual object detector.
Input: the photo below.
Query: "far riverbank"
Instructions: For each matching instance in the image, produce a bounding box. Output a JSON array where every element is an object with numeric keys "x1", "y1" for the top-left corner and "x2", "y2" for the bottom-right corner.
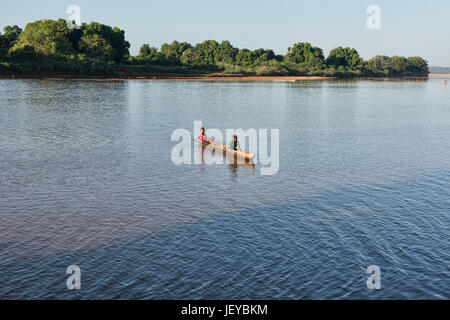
[{"x1": 1, "y1": 74, "x2": 436, "y2": 82}]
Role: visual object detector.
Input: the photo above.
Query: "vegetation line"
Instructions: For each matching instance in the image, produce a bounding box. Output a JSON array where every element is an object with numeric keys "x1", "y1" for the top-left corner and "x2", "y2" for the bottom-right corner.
[{"x1": 0, "y1": 19, "x2": 429, "y2": 78}]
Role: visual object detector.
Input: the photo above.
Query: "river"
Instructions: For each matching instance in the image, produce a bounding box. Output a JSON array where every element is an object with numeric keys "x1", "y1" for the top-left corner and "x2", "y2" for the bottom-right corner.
[{"x1": 0, "y1": 79, "x2": 449, "y2": 299}]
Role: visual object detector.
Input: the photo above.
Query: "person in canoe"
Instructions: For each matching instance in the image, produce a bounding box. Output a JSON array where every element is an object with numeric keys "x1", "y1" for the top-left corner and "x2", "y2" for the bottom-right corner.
[
  {"x1": 229, "y1": 135, "x2": 241, "y2": 151},
  {"x1": 199, "y1": 127, "x2": 209, "y2": 142}
]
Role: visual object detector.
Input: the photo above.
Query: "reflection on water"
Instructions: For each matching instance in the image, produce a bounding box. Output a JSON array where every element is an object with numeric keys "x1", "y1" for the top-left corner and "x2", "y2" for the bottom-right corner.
[
  {"x1": 0, "y1": 79, "x2": 449, "y2": 299},
  {"x1": 197, "y1": 141, "x2": 255, "y2": 180},
  {"x1": 228, "y1": 161, "x2": 255, "y2": 180}
]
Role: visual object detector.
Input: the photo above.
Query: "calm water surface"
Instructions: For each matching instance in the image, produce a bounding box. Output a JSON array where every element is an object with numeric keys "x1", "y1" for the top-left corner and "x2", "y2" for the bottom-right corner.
[{"x1": 0, "y1": 79, "x2": 449, "y2": 299}]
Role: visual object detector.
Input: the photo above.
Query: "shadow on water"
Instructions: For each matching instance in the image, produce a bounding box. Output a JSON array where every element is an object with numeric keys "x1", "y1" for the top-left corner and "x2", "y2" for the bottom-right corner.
[{"x1": 0, "y1": 171, "x2": 449, "y2": 300}]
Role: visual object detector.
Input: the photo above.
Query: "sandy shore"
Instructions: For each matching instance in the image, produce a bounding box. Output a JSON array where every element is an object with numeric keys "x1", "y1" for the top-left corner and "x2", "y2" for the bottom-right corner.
[
  {"x1": 429, "y1": 74, "x2": 450, "y2": 77},
  {"x1": 153, "y1": 76, "x2": 335, "y2": 82}
]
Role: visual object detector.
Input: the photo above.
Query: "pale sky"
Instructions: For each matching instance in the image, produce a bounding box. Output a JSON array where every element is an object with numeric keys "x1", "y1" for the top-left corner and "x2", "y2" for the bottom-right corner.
[{"x1": 1, "y1": 0, "x2": 449, "y2": 66}]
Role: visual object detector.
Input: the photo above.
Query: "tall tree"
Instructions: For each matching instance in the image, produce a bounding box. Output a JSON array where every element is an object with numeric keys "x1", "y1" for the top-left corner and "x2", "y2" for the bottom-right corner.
[
  {"x1": 137, "y1": 44, "x2": 159, "y2": 60},
  {"x1": 214, "y1": 41, "x2": 238, "y2": 64},
  {"x1": 81, "y1": 22, "x2": 130, "y2": 62},
  {"x1": 406, "y1": 56, "x2": 428, "y2": 75},
  {"x1": 11, "y1": 19, "x2": 74, "y2": 56},
  {"x1": 285, "y1": 42, "x2": 325, "y2": 68},
  {"x1": 326, "y1": 46, "x2": 362, "y2": 68},
  {"x1": 0, "y1": 25, "x2": 22, "y2": 49},
  {"x1": 161, "y1": 40, "x2": 192, "y2": 61}
]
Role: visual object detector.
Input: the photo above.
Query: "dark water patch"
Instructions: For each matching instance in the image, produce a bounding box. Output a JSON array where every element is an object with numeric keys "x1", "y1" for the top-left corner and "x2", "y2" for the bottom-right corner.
[{"x1": 1, "y1": 172, "x2": 448, "y2": 299}]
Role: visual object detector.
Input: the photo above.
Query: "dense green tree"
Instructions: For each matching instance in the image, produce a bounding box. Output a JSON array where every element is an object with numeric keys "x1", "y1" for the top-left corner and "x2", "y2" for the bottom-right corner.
[
  {"x1": 252, "y1": 48, "x2": 276, "y2": 64},
  {"x1": 179, "y1": 47, "x2": 198, "y2": 65},
  {"x1": 12, "y1": 19, "x2": 74, "y2": 56},
  {"x1": 326, "y1": 46, "x2": 362, "y2": 68},
  {"x1": 236, "y1": 49, "x2": 254, "y2": 66},
  {"x1": 80, "y1": 22, "x2": 130, "y2": 62},
  {"x1": 390, "y1": 56, "x2": 407, "y2": 75},
  {"x1": 193, "y1": 40, "x2": 220, "y2": 65},
  {"x1": 178, "y1": 40, "x2": 238, "y2": 66},
  {"x1": 8, "y1": 45, "x2": 39, "y2": 61},
  {"x1": 366, "y1": 55, "x2": 429, "y2": 77},
  {"x1": 161, "y1": 40, "x2": 192, "y2": 61},
  {"x1": 135, "y1": 43, "x2": 169, "y2": 65},
  {"x1": 214, "y1": 41, "x2": 238, "y2": 64},
  {"x1": 5, "y1": 19, "x2": 130, "y2": 63},
  {"x1": 0, "y1": 19, "x2": 429, "y2": 78},
  {"x1": 234, "y1": 48, "x2": 280, "y2": 66},
  {"x1": 285, "y1": 43, "x2": 325, "y2": 69},
  {"x1": 67, "y1": 27, "x2": 83, "y2": 52},
  {"x1": 78, "y1": 34, "x2": 114, "y2": 60},
  {"x1": 406, "y1": 56, "x2": 428, "y2": 75},
  {"x1": 0, "y1": 25, "x2": 22, "y2": 49},
  {"x1": 137, "y1": 44, "x2": 159, "y2": 60},
  {"x1": 366, "y1": 55, "x2": 391, "y2": 75}
]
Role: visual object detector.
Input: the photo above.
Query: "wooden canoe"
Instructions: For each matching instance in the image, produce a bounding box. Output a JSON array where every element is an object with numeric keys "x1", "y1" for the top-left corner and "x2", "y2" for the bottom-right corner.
[{"x1": 197, "y1": 138, "x2": 256, "y2": 161}]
